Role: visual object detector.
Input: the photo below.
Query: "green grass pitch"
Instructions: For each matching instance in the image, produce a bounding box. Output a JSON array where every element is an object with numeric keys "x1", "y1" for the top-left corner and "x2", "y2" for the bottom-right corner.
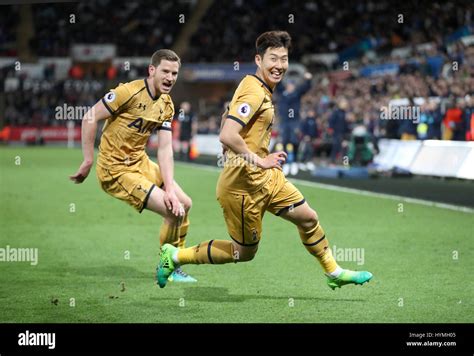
[{"x1": 0, "y1": 147, "x2": 472, "y2": 323}]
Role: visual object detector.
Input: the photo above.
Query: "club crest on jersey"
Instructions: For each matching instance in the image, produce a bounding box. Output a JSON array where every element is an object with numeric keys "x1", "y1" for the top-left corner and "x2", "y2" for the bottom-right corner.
[
  {"x1": 104, "y1": 92, "x2": 116, "y2": 103},
  {"x1": 238, "y1": 103, "x2": 251, "y2": 118}
]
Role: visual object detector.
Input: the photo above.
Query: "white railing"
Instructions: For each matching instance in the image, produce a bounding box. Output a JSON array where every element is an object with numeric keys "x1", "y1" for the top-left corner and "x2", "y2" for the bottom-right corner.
[{"x1": 374, "y1": 139, "x2": 474, "y2": 180}]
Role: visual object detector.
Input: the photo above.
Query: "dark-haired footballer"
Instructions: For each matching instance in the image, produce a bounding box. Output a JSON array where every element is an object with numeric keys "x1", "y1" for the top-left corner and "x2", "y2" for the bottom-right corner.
[
  {"x1": 158, "y1": 32, "x2": 372, "y2": 290},
  {"x1": 70, "y1": 49, "x2": 196, "y2": 282}
]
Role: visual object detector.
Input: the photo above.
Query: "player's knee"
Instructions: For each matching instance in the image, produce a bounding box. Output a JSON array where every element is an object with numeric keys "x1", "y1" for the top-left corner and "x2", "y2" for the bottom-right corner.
[
  {"x1": 239, "y1": 251, "x2": 256, "y2": 262},
  {"x1": 232, "y1": 243, "x2": 258, "y2": 262},
  {"x1": 298, "y1": 209, "x2": 319, "y2": 230},
  {"x1": 182, "y1": 196, "x2": 192, "y2": 212}
]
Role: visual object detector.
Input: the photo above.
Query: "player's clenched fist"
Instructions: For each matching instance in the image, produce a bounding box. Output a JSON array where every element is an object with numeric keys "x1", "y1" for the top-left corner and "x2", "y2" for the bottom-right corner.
[
  {"x1": 257, "y1": 151, "x2": 287, "y2": 170},
  {"x1": 69, "y1": 160, "x2": 92, "y2": 184}
]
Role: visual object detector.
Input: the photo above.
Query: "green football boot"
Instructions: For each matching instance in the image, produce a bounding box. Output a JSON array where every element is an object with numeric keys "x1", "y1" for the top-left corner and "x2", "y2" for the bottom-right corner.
[
  {"x1": 156, "y1": 243, "x2": 177, "y2": 288},
  {"x1": 327, "y1": 269, "x2": 373, "y2": 290}
]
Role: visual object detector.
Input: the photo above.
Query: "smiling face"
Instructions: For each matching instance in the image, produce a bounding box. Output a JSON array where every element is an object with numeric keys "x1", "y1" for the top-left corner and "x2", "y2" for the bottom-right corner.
[
  {"x1": 148, "y1": 59, "x2": 179, "y2": 94},
  {"x1": 255, "y1": 47, "x2": 289, "y2": 89}
]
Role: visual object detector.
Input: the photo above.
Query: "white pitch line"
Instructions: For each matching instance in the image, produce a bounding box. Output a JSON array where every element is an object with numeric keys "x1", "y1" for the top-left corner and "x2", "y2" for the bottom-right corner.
[
  {"x1": 176, "y1": 161, "x2": 221, "y2": 173},
  {"x1": 290, "y1": 178, "x2": 474, "y2": 214},
  {"x1": 176, "y1": 161, "x2": 474, "y2": 214}
]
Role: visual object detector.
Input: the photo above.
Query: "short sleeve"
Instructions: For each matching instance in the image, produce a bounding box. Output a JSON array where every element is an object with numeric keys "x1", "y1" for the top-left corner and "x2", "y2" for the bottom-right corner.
[
  {"x1": 158, "y1": 100, "x2": 174, "y2": 131},
  {"x1": 101, "y1": 83, "x2": 131, "y2": 115},
  {"x1": 227, "y1": 83, "x2": 264, "y2": 127}
]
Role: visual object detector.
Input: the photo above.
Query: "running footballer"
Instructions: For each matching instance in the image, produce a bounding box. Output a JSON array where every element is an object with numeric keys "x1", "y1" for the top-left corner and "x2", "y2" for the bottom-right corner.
[{"x1": 157, "y1": 32, "x2": 373, "y2": 290}]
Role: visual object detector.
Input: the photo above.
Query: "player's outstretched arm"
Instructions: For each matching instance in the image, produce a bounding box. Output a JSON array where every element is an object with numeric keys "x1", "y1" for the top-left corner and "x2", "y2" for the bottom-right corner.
[
  {"x1": 69, "y1": 100, "x2": 110, "y2": 184},
  {"x1": 219, "y1": 119, "x2": 287, "y2": 170},
  {"x1": 157, "y1": 129, "x2": 182, "y2": 216}
]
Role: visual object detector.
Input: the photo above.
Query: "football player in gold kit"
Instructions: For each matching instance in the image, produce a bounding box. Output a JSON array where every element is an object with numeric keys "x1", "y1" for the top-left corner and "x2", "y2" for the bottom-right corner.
[
  {"x1": 70, "y1": 49, "x2": 196, "y2": 282},
  {"x1": 157, "y1": 32, "x2": 372, "y2": 290}
]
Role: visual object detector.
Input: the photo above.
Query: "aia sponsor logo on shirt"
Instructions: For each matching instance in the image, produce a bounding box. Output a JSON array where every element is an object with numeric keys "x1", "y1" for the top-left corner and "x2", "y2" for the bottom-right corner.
[{"x1": 127, "y1": 118, "x2": 159, "y2": 134}]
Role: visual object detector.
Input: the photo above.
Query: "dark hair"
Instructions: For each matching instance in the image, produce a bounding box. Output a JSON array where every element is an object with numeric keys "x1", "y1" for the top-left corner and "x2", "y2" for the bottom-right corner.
[
  {"x1": 150, "y1": 49, "x2": 181, "y2": 67},
  {"x1": 256, "y1": 31, "x2": 292, "y2": 57}
]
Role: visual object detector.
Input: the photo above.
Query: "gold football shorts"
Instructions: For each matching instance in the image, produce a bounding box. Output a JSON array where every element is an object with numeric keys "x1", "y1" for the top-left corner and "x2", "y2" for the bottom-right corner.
[
  {"x1": 96, "y1": 158, "x2": 164, "y2": 213},
  {"x1": 217, "y1": 169, "x2": 305, "y2": 246}
]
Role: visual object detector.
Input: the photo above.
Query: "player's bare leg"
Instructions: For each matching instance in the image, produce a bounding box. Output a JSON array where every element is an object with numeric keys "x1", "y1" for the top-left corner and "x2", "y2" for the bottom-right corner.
[
  {"x1": 279, "y1": 202, "x2": 373, "y2": 289},
  {"x1": 231, "y1": 243, "x2": 258, "y2": 262},
  {"x1": 146, "y1": 186, "x2": 197, "y2": 283},
  {"x1": 146, "y1": 186, "x2": 183, "y2": 250},
  {"x1": 165, "y1": 181, "x2": 196, "y2": 282},
  {"x1": 172, "y1": 181, "x2": 192, "y2": 249}
]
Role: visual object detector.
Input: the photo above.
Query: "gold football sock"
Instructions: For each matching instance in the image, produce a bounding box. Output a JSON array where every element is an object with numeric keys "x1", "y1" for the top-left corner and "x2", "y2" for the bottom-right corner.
[
  {"x1": 159, "y1": 220, "x2": 180, "y2": 247},
  {"x1": 177, "y1": 214, "x2": 189, "y2": 249},
  {"x1": 177, "y1": 240, "x2": 235, "y2": 265},
  {"x1": 298, "y1": 222, "x2": 338, "y2": 274}
]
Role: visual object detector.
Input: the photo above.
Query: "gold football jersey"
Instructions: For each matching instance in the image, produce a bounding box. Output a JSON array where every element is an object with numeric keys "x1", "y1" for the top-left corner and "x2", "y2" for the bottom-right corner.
[
  {"x1": 219, "y1": 74, "x2": 275, "y2": 193},
  {"x1": 97, "y1": 79, "x2": 174, "y2": 170}
]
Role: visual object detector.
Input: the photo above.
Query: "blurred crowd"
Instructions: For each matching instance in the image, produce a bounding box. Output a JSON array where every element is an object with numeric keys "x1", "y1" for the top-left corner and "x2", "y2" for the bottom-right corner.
[
  {"x1": 0, "y1": 6, "x2": 18, "y2": 56},
  {"x1": 31, "y1": 0, "x2": 193, "y2": 57},
  {"x1": 3, "y1": 0, "x2": 469, "y2": 61},
  {"x1": 3, "y1": 79, "x2": 102, "y2": 127},
  {"x1": 274, "y1": 45, "x2": 473, "y2": 170},
  {"x1": 187, "y1": 0, "x2": 470, "y2": 62}
]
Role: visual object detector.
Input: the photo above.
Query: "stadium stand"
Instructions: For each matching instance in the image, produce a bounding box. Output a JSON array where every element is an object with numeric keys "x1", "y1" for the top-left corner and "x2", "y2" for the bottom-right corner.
[
  {"x1": 31, "y1": 0, "x2": 195, "y2": 57},
  {"x1": 186, "y1": 0, "x2": 472, "y2": 63},
  {"x1": 0, "y1": 0, "x2": 473, "y2": 165},
  {"x1": 0, "y1": 5, "x2": 19, "y2": 56}
]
